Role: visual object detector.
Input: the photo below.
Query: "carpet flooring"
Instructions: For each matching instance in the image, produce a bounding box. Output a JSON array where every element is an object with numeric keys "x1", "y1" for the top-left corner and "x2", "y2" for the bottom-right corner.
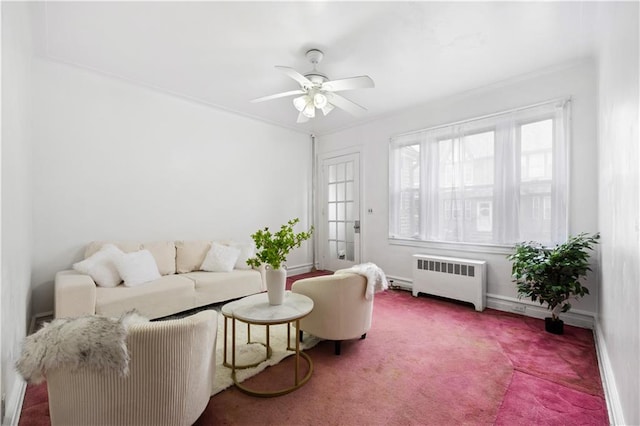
[{"x1": 19, "y1": 271, "x2": 608, "y2": 425}]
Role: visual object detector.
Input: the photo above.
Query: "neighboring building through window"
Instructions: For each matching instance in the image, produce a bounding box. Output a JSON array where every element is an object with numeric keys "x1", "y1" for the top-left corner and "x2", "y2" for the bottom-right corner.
[{"x1": 389, "y1": 99, "x2": 569, "y2": 247}]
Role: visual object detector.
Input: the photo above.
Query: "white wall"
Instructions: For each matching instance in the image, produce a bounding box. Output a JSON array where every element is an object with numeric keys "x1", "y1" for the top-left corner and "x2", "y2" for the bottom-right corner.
[
  {"x1": 317, "y1": 61, "x2": 599, "y2": 318},
  {"x1": 595, "y1": 2, "x2": 639, "y2": 425},
  {"x1": 30, "y1": 59, "x2": 313, "y2": 315},
  {"x1": 1, "y1": 2, "x2": 34, "y2": 424}
]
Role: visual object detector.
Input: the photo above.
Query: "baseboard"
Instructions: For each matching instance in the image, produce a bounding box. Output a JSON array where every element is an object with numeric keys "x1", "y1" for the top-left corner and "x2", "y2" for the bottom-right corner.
[
  {"x1": 485, "y1": 293, "x2": 595, "y2": 329},
  {"x1": 387, "y1": 276, "x2": 595, "y2": 329},
  {"x1": 286, "y1": 263, "x2": 316, "y2": 277},
  {"x1": 3, "y1": 376, "x2": 26, "y2": 426},
  {"x1": 593, "y1": 320, "x2": 625, "y2": 425},
  {"x1": 386, "y1": 275, "x2": 412, "y2": 291}
]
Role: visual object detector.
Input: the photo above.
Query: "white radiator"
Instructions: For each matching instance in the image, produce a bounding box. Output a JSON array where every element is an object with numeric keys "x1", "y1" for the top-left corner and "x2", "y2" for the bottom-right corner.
[{"x1": 412, "y1": 254, "x2": 486, "y2": 311}]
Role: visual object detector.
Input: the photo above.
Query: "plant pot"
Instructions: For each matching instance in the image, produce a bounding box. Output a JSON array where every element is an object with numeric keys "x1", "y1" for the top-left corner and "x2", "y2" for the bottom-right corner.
[
  {"x1": 545, "y1": 317, "x2": 564, "y2": 335},
  {"x1": 265, "y1": 266, "x2": 286, "y2": 305}
]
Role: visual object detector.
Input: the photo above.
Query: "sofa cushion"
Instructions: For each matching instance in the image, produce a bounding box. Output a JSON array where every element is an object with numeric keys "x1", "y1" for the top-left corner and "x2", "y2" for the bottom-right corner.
[
  {"x1": 73, "y1": 244, "x2": 124, "y2": 288},
  {"x1": 175, "y1": 240, "x2": 212, "y2": 273},
  {"x1": 115, "y1": 250, "x2": 162, "y2": 287},
  {"x1": 183, "y1": 270, "x2": 263, "y2": 306},
  {"x1": 85, "y1": 241, "x2": 176, "y2": 276},
  {"x1": 140, "y1": 241, "x2": 176, "y2": 275},
  {"x1": 201, "y1": 243, "x2": 240, "y2": 272},
  {"x1": 86, "y1": 241, "x2": 141, "y2": 259},
  {"x1": 95, "y1": 275, "x2": 196, "y2": 319},
  {"x1": 230, "y1": 242, "x2": 255, "y2": 270}
]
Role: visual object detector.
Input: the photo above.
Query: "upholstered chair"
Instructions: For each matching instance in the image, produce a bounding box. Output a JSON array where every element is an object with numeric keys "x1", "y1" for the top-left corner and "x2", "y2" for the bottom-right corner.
[
  {"x1": 291, "y1": 273, "x2": 372, "y2": 355},
  {"x1": 45, "y1": 310, "x2": 217, "y2": 426}
]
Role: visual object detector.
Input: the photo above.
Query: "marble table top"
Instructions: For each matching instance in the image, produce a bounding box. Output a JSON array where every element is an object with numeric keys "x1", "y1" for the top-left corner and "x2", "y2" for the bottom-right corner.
[{"x1": 224, "y1": 291, "x2": 314, "y2": 324}]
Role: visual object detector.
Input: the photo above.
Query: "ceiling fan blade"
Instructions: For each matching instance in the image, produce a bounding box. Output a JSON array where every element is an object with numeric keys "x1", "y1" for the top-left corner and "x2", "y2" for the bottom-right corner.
[
  {"x1": 296, "y1": 111, "x2": 310, "y2": 123},
  {"x1": 250, "y1": 89, "x2": 306, "y2": 103},
  {"x1": 275, "y1": 66, "x2": 313, "y2": 88},
  {"x1": 325, "y1": 92, "x2": 368, "y2": 117},
  {"x1": 322, "y1": 75, "x2": 375, "y2": 92}
]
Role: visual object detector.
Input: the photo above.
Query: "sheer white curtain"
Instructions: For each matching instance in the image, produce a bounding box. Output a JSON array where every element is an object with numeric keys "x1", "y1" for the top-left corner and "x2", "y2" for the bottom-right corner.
[{"x1": 389, "y1": 98, "x2": 570, "y2": 246}]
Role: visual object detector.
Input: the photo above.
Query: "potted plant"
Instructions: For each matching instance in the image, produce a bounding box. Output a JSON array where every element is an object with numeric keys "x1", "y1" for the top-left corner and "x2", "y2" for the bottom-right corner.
[
  {"x1": 507, "y1": 232, "x2": 600, "y2": 335},
  {"x1": 246, "y1": 218, "x2": 313, "y2": 305}
]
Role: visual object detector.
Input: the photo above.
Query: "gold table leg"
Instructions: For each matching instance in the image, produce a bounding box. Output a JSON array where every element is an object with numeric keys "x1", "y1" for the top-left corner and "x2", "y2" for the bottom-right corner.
[
  {"x1": 224, "y1": 315, "x2": 272, "y2": 369},
  {"x1": 232, "y1": 319, "x2": 313, "y2": 398}
]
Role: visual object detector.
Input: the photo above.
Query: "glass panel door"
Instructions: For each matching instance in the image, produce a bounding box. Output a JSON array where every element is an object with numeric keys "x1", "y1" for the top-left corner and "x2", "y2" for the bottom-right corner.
[{"x1": 321, "y1": 153, "x2": 360, "y2": 271}]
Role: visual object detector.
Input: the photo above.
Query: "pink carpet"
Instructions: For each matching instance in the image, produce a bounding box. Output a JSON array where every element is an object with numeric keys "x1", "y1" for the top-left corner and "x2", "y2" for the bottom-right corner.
[{"x1": 19, "y1": 271, "x2": 608, "y2": 425}]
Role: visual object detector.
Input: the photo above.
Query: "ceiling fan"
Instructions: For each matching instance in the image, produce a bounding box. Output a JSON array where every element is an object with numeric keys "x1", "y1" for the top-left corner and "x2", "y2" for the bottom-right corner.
[{"x1": 251, "y1": 49, "x2": 375, "y2": 123}]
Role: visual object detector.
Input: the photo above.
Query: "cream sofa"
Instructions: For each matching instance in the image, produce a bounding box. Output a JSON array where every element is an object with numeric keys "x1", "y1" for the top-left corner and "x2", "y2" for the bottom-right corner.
[{"x1": 55, "y1": 240, "x2": 265, "y2": 319}]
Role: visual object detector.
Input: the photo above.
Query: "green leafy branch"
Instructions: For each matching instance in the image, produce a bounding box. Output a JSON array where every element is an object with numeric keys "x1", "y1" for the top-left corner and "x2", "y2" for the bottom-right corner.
[{"x1": 246, "y1": 218, "x2": 314, "y2": 270}]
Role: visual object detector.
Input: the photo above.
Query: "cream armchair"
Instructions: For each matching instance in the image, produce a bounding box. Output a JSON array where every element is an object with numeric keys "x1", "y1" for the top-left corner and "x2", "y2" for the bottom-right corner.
[
  {"x1": 45, "y1": 310, "x2": 217, "y2": 426},
  {"x1": 291, "y1": 273, "x2": 373, "y2": 355}
]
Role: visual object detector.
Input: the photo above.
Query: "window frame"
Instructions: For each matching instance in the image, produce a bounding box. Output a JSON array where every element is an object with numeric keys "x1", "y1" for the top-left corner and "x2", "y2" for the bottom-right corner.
[{"x1": 388, "y1": 98, "x2": 570, "y2": 252}]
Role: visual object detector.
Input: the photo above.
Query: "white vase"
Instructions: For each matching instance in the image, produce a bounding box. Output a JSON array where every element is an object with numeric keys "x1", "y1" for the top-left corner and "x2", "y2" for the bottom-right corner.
[{"x1": 265, "y1": 266, "x2": 286, "y2": 305}]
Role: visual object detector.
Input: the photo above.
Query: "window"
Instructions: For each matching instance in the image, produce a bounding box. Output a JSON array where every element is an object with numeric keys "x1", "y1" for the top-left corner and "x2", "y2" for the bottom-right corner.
[{"x1": 389, "y1": 99, "x2": 569, "y2": 247}]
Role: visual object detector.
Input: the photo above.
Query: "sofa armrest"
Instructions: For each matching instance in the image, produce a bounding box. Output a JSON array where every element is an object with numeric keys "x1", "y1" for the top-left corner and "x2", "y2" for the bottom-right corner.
[
  {"x1": 253, "y1": 264, "x2": 267, "y2": 292},
  {"x1": 55, "y1": 270, "x2": 97, "y2": 319}
]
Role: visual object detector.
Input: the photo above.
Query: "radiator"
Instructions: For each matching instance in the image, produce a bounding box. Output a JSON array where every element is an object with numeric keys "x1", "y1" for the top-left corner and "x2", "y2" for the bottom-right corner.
[{"x1": 412, "y1": 254, "x2": 486, "y2": 311}]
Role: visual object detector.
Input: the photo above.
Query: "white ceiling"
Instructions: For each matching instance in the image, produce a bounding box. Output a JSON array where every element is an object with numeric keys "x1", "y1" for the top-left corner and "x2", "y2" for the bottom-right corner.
[{"x1": 34, "y1": 1, "x2": 600, "y2": 135}]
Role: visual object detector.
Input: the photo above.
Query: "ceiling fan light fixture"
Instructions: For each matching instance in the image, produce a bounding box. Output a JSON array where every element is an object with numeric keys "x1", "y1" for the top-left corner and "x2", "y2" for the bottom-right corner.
[
  {"x1": 293, "y1": 95, "x2": 309, "y2": 112},
  {"x1": 253, "y1": 49, "x2": 374, "y2": 123},
  {"x1": 302, "y1": 102, "x2": 316, "y2": 118},
  {"x1": 313, "y1": 92, "x2": 328, "y2": 109}
]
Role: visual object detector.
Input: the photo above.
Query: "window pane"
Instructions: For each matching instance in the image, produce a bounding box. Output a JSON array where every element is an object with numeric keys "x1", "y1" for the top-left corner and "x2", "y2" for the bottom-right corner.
[
  {"x1": 329, "y1": 165, "x2": 337, "y2": 183},
  {"x1": 328, "y1": 202, "x2": 337, "y2": 220},
  {"x1": 520, "y1": 119, "x2": 553, "y2": 242},
  {"x1": 337, "y1": 183, "x2": 345, "y2": 202},
  {"x1": 396, "y1": 144, "x2": 421, "y2": 238},
  {"x1": 462, "y1": 131, "x2": 494, "y2": 186},
  {"x1": 346, "y1": 242, "x2": 354, "y2": 261},
  {"x1": 337, "y1": 222, "x2": 346, "y2": 241},
  {"x1": 346, "y1": 182, "x2": 353, "y2": 201},
  {"x1": 346, "y1": 201, "x2": 354, "y2": 221},
  {"x1": 328, "y1": 183, "x2": 336, "y2": 202},
  {"x1": 346, "y1": 161, "x2": 353, "y2": 180},
  {"x1": 521, "y1": 119, "x2": 552, "y2": 182},
  {"x1": 346, "y1": 223, "x2": 354, "y2": 242},
  {"x1": 337, "y1": 163, "x2": 345, "y2": 181}
]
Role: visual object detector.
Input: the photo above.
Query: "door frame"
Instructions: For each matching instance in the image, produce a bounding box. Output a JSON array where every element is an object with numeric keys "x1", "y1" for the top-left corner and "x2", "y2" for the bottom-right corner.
[{"x1": 316, "y1": 148, "x2": 363, "y2": 271}]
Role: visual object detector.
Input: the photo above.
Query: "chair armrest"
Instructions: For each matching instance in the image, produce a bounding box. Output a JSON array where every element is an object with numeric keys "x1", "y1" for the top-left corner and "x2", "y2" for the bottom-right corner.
[{"x1": 54, "y1": 270, "x2": 97, "y2": 319}]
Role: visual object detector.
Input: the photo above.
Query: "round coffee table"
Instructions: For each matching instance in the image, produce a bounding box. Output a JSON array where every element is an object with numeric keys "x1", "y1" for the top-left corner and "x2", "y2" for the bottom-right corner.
[{"x1": 224, "y1": 291, "x2": 314, "y2": 397}]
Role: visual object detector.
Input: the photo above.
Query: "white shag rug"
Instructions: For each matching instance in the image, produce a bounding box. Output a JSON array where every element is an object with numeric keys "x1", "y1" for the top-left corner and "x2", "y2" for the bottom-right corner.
[{"x1": 212, "y1": 313, "x2": 321, "y2": 395}]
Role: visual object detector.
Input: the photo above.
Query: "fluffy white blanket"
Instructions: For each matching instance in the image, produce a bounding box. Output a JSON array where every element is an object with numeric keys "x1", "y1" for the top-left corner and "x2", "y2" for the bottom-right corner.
[
  {"x1": 335, "y1": 262, "x2": 389, "y2": 300},
  {"x1": 15, "y1": 311, "x2": 147, "y2": 384}
]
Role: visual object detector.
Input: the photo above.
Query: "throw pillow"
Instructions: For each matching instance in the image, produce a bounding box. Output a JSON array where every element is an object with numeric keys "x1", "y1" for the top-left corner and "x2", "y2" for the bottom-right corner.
[
  {"x1": 201, "y1": 242, "x2": 240, "y2": 272},
  {"x1": 73, "y1": 244, "x2": 125, "y2": 288},
  {"x1": 230, "y1": 242, "x2": 255, "y2": 270},
  {"x1": 115, "y1": 249, "x2": 161, "y2": 287}
]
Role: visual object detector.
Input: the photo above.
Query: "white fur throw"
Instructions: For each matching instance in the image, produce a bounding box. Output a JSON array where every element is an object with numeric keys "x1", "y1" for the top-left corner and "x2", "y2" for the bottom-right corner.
[
  {"x1": 16, "y1": 311, "x2": 148, "y2": 384},
  {"x1": 335, "y1": 262, "x2": 389, "y2": 300}
]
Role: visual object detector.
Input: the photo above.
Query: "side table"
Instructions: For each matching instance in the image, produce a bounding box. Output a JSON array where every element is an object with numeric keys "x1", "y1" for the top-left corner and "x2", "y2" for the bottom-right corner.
[{"x1": 224, "y1": 291, "x2": 314, "y2": 397}]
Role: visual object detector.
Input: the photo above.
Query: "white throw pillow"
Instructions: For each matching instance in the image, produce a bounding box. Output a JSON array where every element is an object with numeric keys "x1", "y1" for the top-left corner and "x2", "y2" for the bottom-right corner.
[
  {"x1": 230, "y1": 242, "x2": 255, "y2": 270},
  {"x1": 73, "y1": 244, "x2": 124, "y2": 288},
  {"x1": 115, "y1": 249, "x2": 161, "y2": 287},
  {"x1": 201, "y1": 242, "x2": 240, "y2": 272}
]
